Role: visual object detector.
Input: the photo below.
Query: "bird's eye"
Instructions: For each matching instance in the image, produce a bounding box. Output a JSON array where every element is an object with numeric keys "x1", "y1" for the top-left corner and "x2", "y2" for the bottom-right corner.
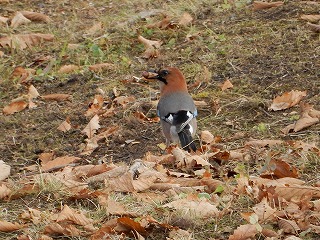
[{"x1": 160, "y1": 70, "x2": 169, "y2": 76}]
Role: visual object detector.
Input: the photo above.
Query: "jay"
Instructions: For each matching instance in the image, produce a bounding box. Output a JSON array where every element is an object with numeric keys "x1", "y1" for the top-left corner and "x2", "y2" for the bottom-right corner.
[{"x1": 143, "y1": 67, "x2": 197, "y2": 152}]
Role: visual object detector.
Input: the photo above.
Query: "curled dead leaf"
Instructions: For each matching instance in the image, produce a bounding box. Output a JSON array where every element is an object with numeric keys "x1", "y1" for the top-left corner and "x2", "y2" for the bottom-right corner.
[
  {"x1": 306, "y1": 22, "x2": 320, "y2": 33},
  {"x1": 164, "y1": 197, "x2": 219, "y2": 218},
  {"x1": 220, "y1": 79, "x2": 233, "y2": 91},
  {"x1": 20, "y1": 11, "x2": 51, "y2": 23},
  {"x1": 269, "y1": 90, "x2": 307, "y2": 111},
  {"x1": 0, "y1": 33, "x2": 54, "y2": 50},
  {"x1": 0, "y1": 184, "x2": 12, "y2": 199},
  {"x1": 11, "y1": 12, "x2": 31, "y2": 28},
  {"x1": 252, "y1": 1, "x2": 284, "y2": 11},
  {"x1": 300, "y1": 14, "x2": 320, "y2": 23},
  {"x1": 146, "y1": 15, "x2": 176, "y2": 29},
  {"x1": 85, "y1": 94, "x2": 104, "y2": 116},
  {"x1": 81, "y1": 115, "x2": 100, "y2": 138},
  {"x1": 200, "y1": 130, "x2": 215, "y2": 144},
  {"x1": 3, "y1": 100, "x2": 28, "y2": 115},
  {"x1": 41, "y1": 156, "x2": 81, "y2": 172},
  {"x1": 0, "y1": 160, "x2": 11, "y2": 181},
  {"x1": 229, "y1": 224, "x2": 258, "y2": 240},
  {"x1": 0, "y1": 16, "x2": 9, "y2": 24},
  {"x1": 0, "y1": 220, "x2": 24, "y2": 232},
  {"x1": 278, "y1": 218, "x2": 300, "y2": 234},
  {"x1": 57, "y1": 117, "x2": 72, "y2": 132},
  {"x1": 88, "y1": 63, "x2": 114, "y2": 72},
  {"x1": 41, "y1": 93, "x2": 72, "y2": 101},
  {"x1": 85, "y1": 22, "x2": 103, "y2": 36},
  {"x1": 134, "y1": 111, "x2": 160, "y2": 123},
  {"x1": 137, "y1": 35, "x2": 162, "y2": 59},
  {"x1": 58, "y1": 64, "x2": 80, "y2": 74},
  {"x1": 178, "y1": 12, "x2": 193, "y2": 26}
]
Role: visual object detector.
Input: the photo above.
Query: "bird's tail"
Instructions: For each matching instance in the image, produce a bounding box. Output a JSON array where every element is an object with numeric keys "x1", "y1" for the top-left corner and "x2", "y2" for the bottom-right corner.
[{"x1": 178, "y1": 129, "x2": 196, "y2": 152}]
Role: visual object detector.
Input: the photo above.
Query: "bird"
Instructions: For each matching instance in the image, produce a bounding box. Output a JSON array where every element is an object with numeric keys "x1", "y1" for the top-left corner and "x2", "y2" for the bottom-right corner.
[{"x1": 143, "y1": 67, "x2": 197, "y2": 152}]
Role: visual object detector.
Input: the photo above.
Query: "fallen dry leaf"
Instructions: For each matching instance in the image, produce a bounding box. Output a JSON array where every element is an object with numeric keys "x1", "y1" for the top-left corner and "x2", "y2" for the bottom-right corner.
[
  {"x1": 0, "y1": 33, "x2": 54, "y2": 50},
  {"x1": 80, "y1": 138, "x2": 99, "y2": 156},
  {"x1": 57, "y1": 117, "x2": 72, "y2": 132},
  {"x1": 41, "y1": 156, "x2": 81, "y2": 171},
  {"x1": 245, "y1": 139, "x2": 283, "y2": 147},
  {"x1": 0, "y1": 184, "x2": 12, "y2": 199},
  {"x1": 221, "y1": 79, "x2": 233, "y2": 91},
  {"x1": 300, "y1": 14, "x2": 320, "y2": 23},
  {"x1": 137, "y1": 35, "x2": 162, "y2": 59},
  {"x1": 146, "y1": 15, "x2": 176, "y2": 29},
  {"x1": 252, "y1": 1, "x2": 284, "y2": 11},
  {"x1": 164, "y1": 197, "x2": 219, "y2": 218},
  {"x1": 134, "y1": 111, "x2": 160, "y2": 123},
  {"x1": 41, "y1": 93, "x2": 72, "y2": 101},
  {"x1": 57, "y1": 205, "x2": 94, "y2": 227},
  {"x1": 113, "y1": 95, "x2": 135, "y2": 109},
  {"x1": 28, "y1": 85, "x2": 40, "y2": 99},
  {"x1": 200, "y1": 130, "x2": 215, "y2": 144},
  {"x1": 260, "y1": 158, "x2": 299, "y2": 179},
  {"x1": 11, "y1": 12, "x2": 31, "y2": 28},
  {"x1": 306, "y1": 22, "x2": 320, "y2": 33},
  {"x1": 2, "y1": 100, "x2": 28, "y2": 115},
  {"x1": 81, "y1": 115, "x2": 100, "y2": 138},
  {"x1": 117, "y1": 217, "x2": 148, "y2": 237},
  {"x1": 269, "y1": 90, "x2": 306, "y2": 111},
  {"x1": 39, "y1": 152, "x2": 55, "y2": 164},
  {"x1": 178, "y1": 12, "x2": 193, "y2": 26},
  {"x1": 85, "y1": 22, "x2": 103, "y2": 35},
  {"x1": 0, "y1": 160, "x2": 11, "y2": 181},
  {"x1": 58, "y1": 64, "x2": 80, "y2": 74},
  {"x1": 11, "y1": 66, "x2": 35, "y2": 83},
  {"x1": 281, "y1": 102, "x2": 320, "y2": 133},
  {"x1": 88, "y1": 63, "x2": 114, "y2": 72},
  {"x1": 0, "y1": 220, "x2": 24, "y2": 232},
  {"x1": 229, "y1": 224, "x2": 258, "y2": 240},
  {"x1": 278, "y1": 218, "x2": 300, "y2": 234},
  {"x1": 44, "y1": 222, "x2": 81, "y2": 236},
  {"x1": 20, "y1": 208, "x2": 42, "y2": 224},
  {"x1": 252, "y1": 198, "x2": 277, "y2": 222},
  {"x1": 85, "y1": 94, "x2": 104, "y2": 116},
  {"x1": 20, "y1": 11, "x2": 51, "y2": 23},
  {"x1": 0, "y1": 16, "x2": 9, "y2": 24}
]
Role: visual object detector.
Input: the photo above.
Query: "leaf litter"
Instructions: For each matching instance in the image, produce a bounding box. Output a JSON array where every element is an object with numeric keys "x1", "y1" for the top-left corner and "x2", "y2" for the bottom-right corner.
[{"x1": 0, "y1": 0, "x2": 319, "y2": 240}]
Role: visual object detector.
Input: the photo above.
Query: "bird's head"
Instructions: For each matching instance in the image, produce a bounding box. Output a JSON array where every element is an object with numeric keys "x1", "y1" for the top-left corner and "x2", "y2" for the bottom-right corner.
[{"x1": 142, "y1": 67, "x2": 188, "y2": 94}]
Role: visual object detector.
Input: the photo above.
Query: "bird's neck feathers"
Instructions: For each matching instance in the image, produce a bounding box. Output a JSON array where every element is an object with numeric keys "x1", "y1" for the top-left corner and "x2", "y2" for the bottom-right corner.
[{"x1": 159, "y1": 79, "x2": 188, "y2": 96}]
